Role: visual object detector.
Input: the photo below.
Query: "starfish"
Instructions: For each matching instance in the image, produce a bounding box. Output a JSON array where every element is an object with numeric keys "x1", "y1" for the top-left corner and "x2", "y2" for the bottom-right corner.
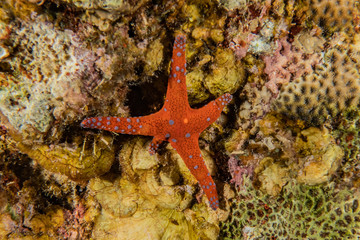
[{"x1": 81, "y1": 35, "x2": 232, "y2": 210}]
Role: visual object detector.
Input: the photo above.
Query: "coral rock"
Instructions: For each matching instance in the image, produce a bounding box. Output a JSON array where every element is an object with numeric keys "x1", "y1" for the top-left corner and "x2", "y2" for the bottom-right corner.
[
  {"x1": 204, "y1": 48, "x2": 245, "y2": 97},
  {"x1": 295, "y1": 127, "x2": 343, "y2": 185},
  {"x1": 17, "y1": 135, "x2": 115, "y2": 181},
  {"x1": 273, "y1": 46, "x2": 360, "y2": 123},
  {"x1": 89, "y1": 174, "x2": 220, "y2": 240},
  {"x1": 255, "y1": 157, "x2": 289, "y2": 196}
]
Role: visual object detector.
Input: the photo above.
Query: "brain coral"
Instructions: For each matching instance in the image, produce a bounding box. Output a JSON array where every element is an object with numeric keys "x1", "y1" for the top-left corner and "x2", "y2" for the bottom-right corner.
[
  {"x1": 220, "y1": 178, "x2": 360, "y2": 239},
  {"x1": 273, "y1": 45, "x2": 360, "y2": 124}
]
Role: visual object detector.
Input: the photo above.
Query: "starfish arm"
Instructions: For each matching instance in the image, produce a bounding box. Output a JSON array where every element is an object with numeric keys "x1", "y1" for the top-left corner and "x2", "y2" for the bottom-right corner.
[
  {"x1": 80, "y1": 113, "x2": 165, "y2": 136},
  {"x1": 170, "y1": 137, "x2": 219, "y2": 210},
  {"x1": 149, "y1": 136, "x2": 165, "y2": 155},
  {"x1": 163, "y1": 34, "x2": 189, "y2": 111},
  {"x1": 191, "y1": 93, "x2": 233, "y2": 133}
]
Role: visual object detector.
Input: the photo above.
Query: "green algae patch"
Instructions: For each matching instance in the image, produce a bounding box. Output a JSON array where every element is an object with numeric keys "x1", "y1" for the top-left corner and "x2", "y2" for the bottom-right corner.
[{"x1": 17, "y1": 135, "x2": 115, "y2": 181}]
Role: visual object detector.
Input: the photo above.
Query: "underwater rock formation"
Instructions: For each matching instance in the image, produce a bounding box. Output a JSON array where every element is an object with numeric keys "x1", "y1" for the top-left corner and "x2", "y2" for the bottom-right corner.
[
  {"x1": 294, "y1": 127, "x2": 343, "y2": 185},
  {"x1": 17, "y1": 135, "x2": 115, "y2": 181},
  {"x1": 0, "y1": 20, "x2": 91, "y2": 135},
  {"x1": 88, "y1": 137, "x2": 221, "y2": 239}
]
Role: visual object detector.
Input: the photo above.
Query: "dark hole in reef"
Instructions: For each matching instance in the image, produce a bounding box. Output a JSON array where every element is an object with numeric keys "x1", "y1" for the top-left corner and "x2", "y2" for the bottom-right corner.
[
  {"x1": 300, "y1": 133, "x2": 308, "y2": 142},
  {"x1": 134, "y1": 62, "x2": 145, "y2": 76},
  {"x1": 318, "y1": 17, "x2": 327, "y2": 29},
  {"x1": 1, "y1": 152, "x2": 34, "y2": 189},
  {"x1": 127, "y1": 72, "x2": 167, "y2": 117},
  {"x1": 43, "y1": 1, "x2": 67, "y2": 15},
  {"x1": 76, "y1": 185, "x2": 87, "y2": 197},
  {"x1": 0, "y1": 62, "x2": 11, "y2": 72},
  {"x1": 128, "y1": 19, "x2": 136, "y2": 38}
]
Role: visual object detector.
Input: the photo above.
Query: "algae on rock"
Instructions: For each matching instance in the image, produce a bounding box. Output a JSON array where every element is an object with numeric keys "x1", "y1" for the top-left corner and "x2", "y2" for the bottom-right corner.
[
  {"x1": 17, "y1": 135, "x2": 115, "y2": 181},
  {"x1": 295, "y1": 127, "x2": 343, "y2": 185}
]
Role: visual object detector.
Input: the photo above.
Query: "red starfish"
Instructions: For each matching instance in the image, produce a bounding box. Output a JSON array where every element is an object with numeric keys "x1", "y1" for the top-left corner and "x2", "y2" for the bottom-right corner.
[{"x1": 81, "y1": 35, "x2": 232, "y2": 210}]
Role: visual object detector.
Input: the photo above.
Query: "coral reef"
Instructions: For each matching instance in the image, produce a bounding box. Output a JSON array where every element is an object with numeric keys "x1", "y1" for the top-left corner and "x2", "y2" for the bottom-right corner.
[
  {"x1": 17, "y1": 134, "x2": 115, "y2": 181},
  {"x1": 333, "y1": 107, "x2": 360, "y2": 185},
  {"x1": 203, "y1": 48, "x2": 245, "y2": 97},
  {"x1": 221, "y1": 178, "x2": 360, "y2": 239},
  {"x1": 0, "y1": 138, "x2": 100, "y2": 239},
  {"x1": 262, "y1": 36, "x2": 322, "y2": 94},
  {"x1": 305, "y1": 0, "x2": 360, "y2": 38},
  {"x1": 88, "y1": 137, "x2": 221, "y2": 239},
  {"x1": 1, "y1": 20, "x2": 88, "y2": 133},
  {"x1": 1, "y1": 0, "x2": 360, "y2": 238},
  {"x1": 273, "y1": 45, "x2": 360, "y2": 124},
  {"x1": 227, "y1": 113, "x2": 343, "y2": 195},
  {"x1": 223, "y1": 0, "x2": 271, "y2": 60},
  {"x1": 294, "y1": 127, "x2": 343, "y2": 185}
]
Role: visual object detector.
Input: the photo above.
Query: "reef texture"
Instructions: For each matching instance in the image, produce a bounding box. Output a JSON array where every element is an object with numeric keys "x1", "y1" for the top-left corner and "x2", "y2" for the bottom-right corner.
[
  {"x1": 273, "y1": 45, "x2": 360, "y2": 124},
  {"x1": 1, "y1": 0, "x2": 360, "y2": 239},
  {"x1": 333, "y1": 108, "x2": 360, "y2": 186},
  {"x1": 89, "y1": 137, "x2": 221, "y2": 239},
  {"x1": 81, "y1": 35, "x2": 233, "y2": 210},
  {"x1": 221, "y1": 177, "x2": 360, "y2": 239}
]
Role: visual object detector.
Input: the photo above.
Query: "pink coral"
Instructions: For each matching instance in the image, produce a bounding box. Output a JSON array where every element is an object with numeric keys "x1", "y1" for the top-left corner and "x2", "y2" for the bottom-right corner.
[
  {"x1": 229, "y1": 34, "x2": 256, "y2": 60},
  {"x1": 57, "y1": 203, "x2": 88, "y2": 239},
  {"x1": 262, "y1": 37, "x2": 321, "y2": 95},
  {"x1": 228, "y1": 156, "x2": 254, "y2": 190}
]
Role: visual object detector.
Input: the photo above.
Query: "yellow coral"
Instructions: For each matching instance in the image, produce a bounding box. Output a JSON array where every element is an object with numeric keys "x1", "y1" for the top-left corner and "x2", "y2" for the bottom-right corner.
[
  {"x1": 255, "y1": 157, "x2": 289, "y2": 196},
  {"x1": 85, "y1": 137, "x2": 221, "y2": 239},
  {"x1": 89, "y1": 175, "x2": 219, "y2": 239},
  {"x1": 144, "y1": 38, "x2": 164, "y2": 75},
  {"x1": 295, "y1": 127, "x2": 343, "y2": 185},
  {"x1": 205, "y1": 48, "x2": 245, "y2": 97},
  {"x1": 17, "y1": 135, "x2": 115, "y2": 181},
  {"x1": 29, "y1": 206, "x2": 64, "y2": 235}
]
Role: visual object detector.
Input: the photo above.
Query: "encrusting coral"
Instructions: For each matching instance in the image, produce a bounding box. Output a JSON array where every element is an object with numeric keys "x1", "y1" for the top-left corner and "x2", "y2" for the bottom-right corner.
[
  {"x1": 221, "y1": 177, "x2": 360, "y2": 239},
  {"x1": 333, "y1": 107, "x2": 360, "y2": 186},
  {"x1": 87, "y1": 137, "x2": 221, "y2": 239},
  {"x1": 262, "y1": 36, "x2": 322, "y2": 94},
  {"x1": 226, "y1": 112, "x2": 344, "y2": 196},
  {"x1": 273, "y1": 45, "x2": 360, "y2": 124},
  {"x1": 0, "y1": 17, "x2": 110, "y2": 141},
  {"x1": 305, "y1": 0, "x2": 360, "y2": 37},
  {"x1": 17, "y1": 134, "x2": 115, "y2": 181}
]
